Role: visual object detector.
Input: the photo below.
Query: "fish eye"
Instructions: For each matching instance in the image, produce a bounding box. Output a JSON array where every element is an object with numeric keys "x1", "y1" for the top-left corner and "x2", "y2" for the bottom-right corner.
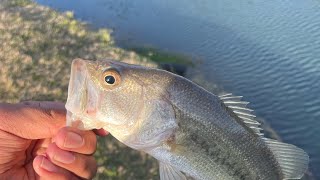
[
  {"x1": 101, "y1": 68, "x2": 121, "y2": 89},
  {"x1": 105, "y1": 75, "x2": 115, "y2": 84}
]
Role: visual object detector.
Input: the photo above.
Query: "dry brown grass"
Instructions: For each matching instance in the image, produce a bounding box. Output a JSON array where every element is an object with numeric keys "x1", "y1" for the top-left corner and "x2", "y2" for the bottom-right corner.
[{"x1": 0, "y1": 0, "x2": 155, "y2": 103}]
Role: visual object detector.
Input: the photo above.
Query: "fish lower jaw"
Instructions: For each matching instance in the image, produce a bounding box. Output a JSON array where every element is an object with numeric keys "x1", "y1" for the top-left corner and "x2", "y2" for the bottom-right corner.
[{"x1": 66, "y1": 111, "x2": 105, "y2": 130}]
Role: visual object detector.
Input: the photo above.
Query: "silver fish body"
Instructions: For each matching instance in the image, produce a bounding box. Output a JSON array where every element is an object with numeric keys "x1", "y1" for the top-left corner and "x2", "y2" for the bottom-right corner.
[
  {"x1": 65, "y1": 59, "x2": 309, "y2": 180},
  {"x1": 145, "y1": 75, "x2": 282, "y2": 180}
]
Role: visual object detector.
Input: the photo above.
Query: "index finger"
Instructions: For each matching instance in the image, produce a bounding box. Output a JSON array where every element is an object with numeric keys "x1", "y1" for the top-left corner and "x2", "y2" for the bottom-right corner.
[{"x1": 0, "y1": 101, "x2": 66, "y2": 139}]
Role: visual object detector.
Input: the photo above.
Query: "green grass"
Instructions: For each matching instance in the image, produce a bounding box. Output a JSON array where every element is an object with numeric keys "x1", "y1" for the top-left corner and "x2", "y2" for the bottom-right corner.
[
  {"x1": 94, "y1": 137, "x2": 159, "y2": 180},
  {"x1": 129, "y1": 47, "x2": 194, "y2": 66},
  {"x1": 7, "y1": 0, "x2": 31, "y2": 7}
]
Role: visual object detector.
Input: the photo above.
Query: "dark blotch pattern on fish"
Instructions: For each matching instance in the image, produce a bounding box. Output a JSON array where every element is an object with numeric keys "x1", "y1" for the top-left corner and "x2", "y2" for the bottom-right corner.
[{"x1": 175, "y1": 108, "x2": 253, "y2": 180}]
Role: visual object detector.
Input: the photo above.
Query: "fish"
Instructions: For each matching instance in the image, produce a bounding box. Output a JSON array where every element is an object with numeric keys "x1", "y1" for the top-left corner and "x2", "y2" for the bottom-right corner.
[{"x1": 65, "y1": 58, "x2": 309, "y2": 180}]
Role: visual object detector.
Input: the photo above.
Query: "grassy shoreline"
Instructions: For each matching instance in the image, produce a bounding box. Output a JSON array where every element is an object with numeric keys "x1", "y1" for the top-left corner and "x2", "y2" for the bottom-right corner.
[
  {"x1": 127, "y1": 46, "x2": 194, "y2": 66},
  {"x1": 0, "y1": 0, "x2": 158, "y2": 103},
  {"x1": 0, "y1": 0, "x2": 159, "y2": 179}
]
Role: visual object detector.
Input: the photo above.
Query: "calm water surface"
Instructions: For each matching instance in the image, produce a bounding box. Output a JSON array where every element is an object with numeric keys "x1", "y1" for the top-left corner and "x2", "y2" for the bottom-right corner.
[{"x1": 36, "y1": 0, "x2": 320, "y2": 178}]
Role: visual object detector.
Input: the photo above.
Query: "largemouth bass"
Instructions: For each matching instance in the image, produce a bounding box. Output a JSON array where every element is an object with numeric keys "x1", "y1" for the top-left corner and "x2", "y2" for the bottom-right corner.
[{"x1": 65, "y1": 58, "x2": 309, "y2": 180}]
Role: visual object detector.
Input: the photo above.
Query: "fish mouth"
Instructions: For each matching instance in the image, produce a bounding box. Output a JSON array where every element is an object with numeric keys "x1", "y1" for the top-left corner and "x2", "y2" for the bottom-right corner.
[
  {"x1": 66, "y1": 110, "x2": 107, "y2": 130},
  {"x1": 66, "y1": 110, "x2": 109, "y2": 136},
  {"x1": 65, "y1": 59, "x2": 106, "y2": 131},
  {"x1": 66, "y1": 110, "x2": 85, "y2": 129}
]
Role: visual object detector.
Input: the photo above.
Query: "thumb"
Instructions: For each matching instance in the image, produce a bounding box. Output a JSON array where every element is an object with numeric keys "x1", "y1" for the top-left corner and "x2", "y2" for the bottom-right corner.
[{"x1": 0, "y1": 101, "x2": 66, "y2": 139}]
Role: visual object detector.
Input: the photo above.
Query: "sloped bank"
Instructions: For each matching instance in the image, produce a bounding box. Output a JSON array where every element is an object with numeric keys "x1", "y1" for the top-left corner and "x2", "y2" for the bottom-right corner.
[{"x1": 0, "y1": 0, "x2": 159, "y2": 179}]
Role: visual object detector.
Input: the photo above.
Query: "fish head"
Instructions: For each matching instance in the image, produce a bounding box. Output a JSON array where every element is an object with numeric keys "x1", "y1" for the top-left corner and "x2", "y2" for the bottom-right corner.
[{"x1": 65, "y1": 59, "x2": 177, "y2": 148}]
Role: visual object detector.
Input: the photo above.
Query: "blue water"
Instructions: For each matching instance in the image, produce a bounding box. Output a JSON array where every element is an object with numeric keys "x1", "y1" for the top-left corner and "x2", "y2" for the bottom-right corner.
[{"x1": 36, "y1": 0, "x2": 320, "y2": 178}]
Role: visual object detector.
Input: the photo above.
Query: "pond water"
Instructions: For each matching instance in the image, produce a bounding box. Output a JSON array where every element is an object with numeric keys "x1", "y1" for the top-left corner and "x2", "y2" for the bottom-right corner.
[{"x1": 36, "y1": 0, "x2": 320, "y2": 178}]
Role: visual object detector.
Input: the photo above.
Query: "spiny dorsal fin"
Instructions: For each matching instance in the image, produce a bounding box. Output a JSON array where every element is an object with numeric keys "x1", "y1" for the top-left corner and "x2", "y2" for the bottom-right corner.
[
  {"x1": 219, "y1": 93, "x2": 264, "y2": 136},
  {"x1": 263, "y1": 138, "x2": 309, "y2": 179}
]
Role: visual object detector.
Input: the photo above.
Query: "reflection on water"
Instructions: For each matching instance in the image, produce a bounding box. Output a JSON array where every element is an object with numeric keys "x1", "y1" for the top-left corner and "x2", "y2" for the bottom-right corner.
[{"x1": 36, "y1": 0, "x2": 320, "y2": 178}]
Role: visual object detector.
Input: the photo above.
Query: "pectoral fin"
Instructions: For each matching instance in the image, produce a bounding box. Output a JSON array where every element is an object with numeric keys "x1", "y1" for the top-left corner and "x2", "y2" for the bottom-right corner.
[{"x1": 159, "y1": 162, "x2": 189, "y2": 180}]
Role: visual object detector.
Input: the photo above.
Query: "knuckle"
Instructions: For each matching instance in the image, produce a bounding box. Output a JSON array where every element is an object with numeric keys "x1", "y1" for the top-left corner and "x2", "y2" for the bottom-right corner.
[{"x1": 54, "y1": 128, "x2": 69, "y2": 147}]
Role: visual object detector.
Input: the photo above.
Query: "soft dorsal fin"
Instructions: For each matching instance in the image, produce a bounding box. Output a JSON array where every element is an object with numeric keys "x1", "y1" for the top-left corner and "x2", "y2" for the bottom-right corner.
[
  {"x1": 219, "y1": 93, "x2": 264, "y2": 136},
  {"x1": 264, "y1": 138, "x2": 309, "y2": 179},
  {"x1": 220, "y1": 93, "x2": 309, "y2": 179}
]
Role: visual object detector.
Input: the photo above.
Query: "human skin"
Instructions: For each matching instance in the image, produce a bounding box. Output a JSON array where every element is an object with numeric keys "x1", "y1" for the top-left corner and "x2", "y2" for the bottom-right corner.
[{"x1": 0, "y1": 101, "x2": 108, "y2": 180}]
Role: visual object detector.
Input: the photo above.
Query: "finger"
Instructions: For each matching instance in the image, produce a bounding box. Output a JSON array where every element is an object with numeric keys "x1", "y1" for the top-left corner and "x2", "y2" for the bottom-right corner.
[
  {"x1": 53, "y1": 127, "x2": 97, "y2": 154},
  {"x1": 0, "y1": 101, "x2": 66, "y2": 139},
  {"x1": 32, "y1": 138, "x2": 52, "y2": 157},
  {"x1": 93, "y1": 128, "x2": 109, "y2": 136},
  {"x1": 46, "y1": 143, "x2": 97, "y2": 179},
  {"x1": 33, "y1": 155, "x2": 80, "y2": 180}
]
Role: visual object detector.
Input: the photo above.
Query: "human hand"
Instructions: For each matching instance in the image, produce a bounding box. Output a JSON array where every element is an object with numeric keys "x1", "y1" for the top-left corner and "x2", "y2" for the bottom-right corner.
[{"x1": 0, "y1": 101, "x2": 107, "y2": 180}]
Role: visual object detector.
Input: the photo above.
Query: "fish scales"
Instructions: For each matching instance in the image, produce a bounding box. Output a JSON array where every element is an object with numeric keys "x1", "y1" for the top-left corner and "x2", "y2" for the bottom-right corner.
[
  {"x1": 65, "y1": 59, "x2": 309, "y2": 180},
  {"x1": 163, "y1": 76, "x2": 282, "y2": 179},
  {"x1": 171, "y1": 109, "x2": 252, "y2": 179}
]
